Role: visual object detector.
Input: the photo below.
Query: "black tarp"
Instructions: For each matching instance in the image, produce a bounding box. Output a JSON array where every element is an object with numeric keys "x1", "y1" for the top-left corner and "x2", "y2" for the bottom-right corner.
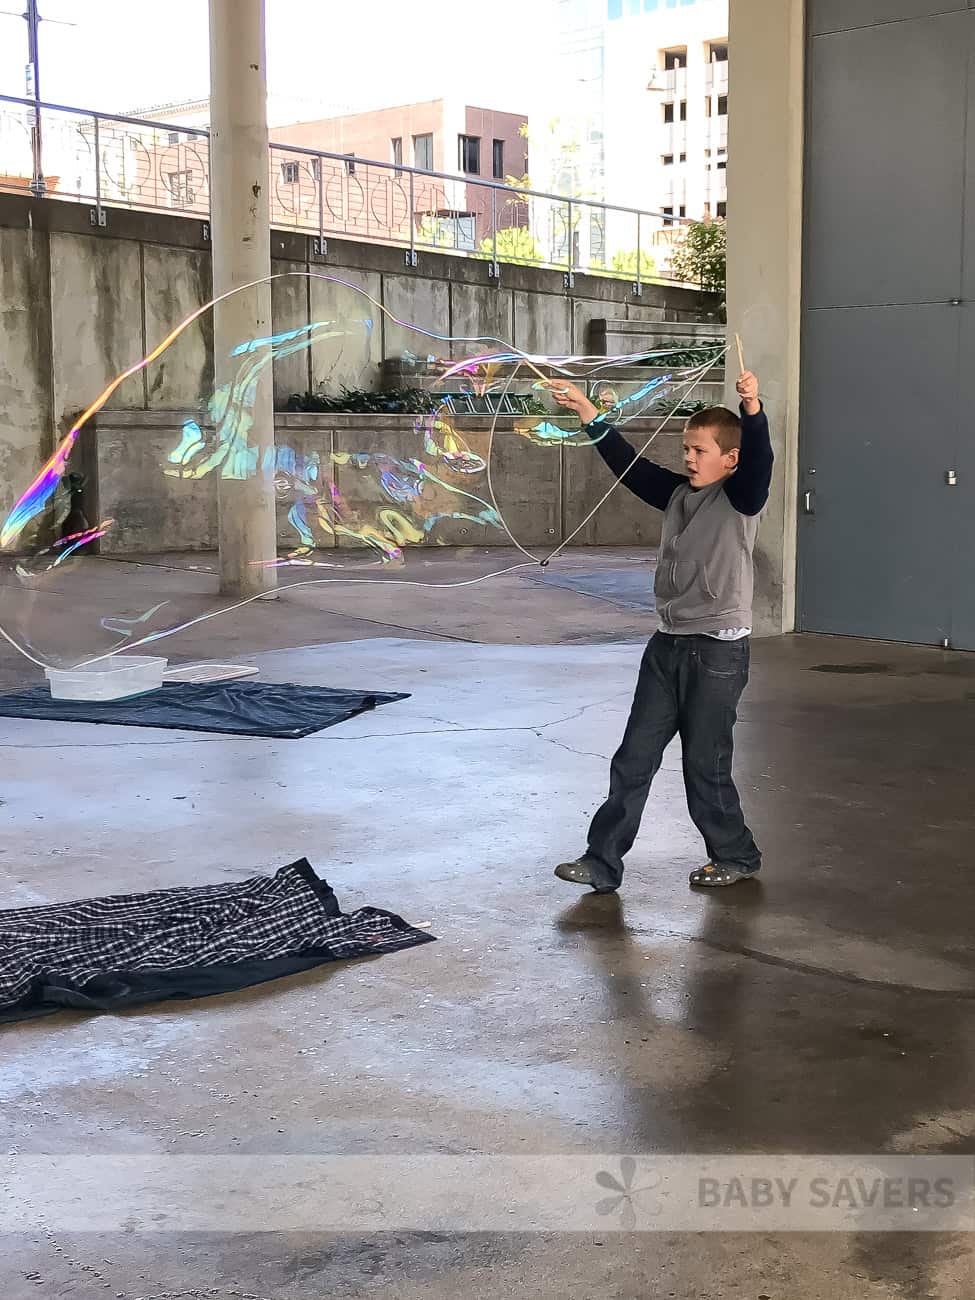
[{"x1": 0, "y1": 680, "x2": 409, "y2": 738}]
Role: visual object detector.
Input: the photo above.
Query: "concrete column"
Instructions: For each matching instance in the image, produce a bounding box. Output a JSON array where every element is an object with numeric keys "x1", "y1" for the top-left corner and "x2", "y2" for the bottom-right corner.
[
  {"x1": 209, "y1": 0, "x2": 277, "y2": 595},
  {"x1": 725, "y1": 0, "x2": 804, "y2": 636}
]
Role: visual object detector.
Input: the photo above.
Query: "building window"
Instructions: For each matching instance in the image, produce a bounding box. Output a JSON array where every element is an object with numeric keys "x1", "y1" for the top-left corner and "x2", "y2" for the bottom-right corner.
[
  {"x1": 703, "y1": 202, "x2": 712, "y2": 217},
  {"x1": 458, "y1": 134, "x2": 480, "y2": 174},
  {"x1": 344, "y1": 154, "x2": 356, "y2": 175},
  {"x1": 167, "y1": 170, "x2": 194, "y2": 206},
  {"x1": 413, "y1": 133, "x2": 433, "y2": 171},
  {"x1": 663, "y1": 103, "x2": 675, "y2": 124},
  {"x1": 717, "y1": 160, "x2": 727, "y2": 170},
  {"x1": 644, "y1": 0, "x2": 659, "y2": 9},
  {"x1": 391, "y1": 137, "x2": 403, "y2": 168},
  {"x1": 280, "y1": 160, "x2": 300, "y2": 185},
  {"x1": 424, "y1": 212, "x2": 476, "y2": 251},
  {"x1": 310, "y1": 157, "x2": 321, "y2": 181},
  {"x1": 167, "y1": 131, "x2": 181, "y2": 146},
  {"x1": 679, "y1": 152, "x2": 687, "y2": 163},
  {"x1": 717, "y1": 94, "x2": 728, "y2": 116},
  {"x1": 679, "y1": 100, "x2": 688, "y2": 121},
  {"x1": 492, "y1": 138, "x2": 505, "y2": 179},
  {"x1": 662, "y1": 206, "x2": 674, "y2": 227},
  {"x1": 662, "y1": 154, "x2": 674, "y2": 166},
  {"x1": 679, "y1": 204, "x2": 687, "y2": 217},
  {"x1": 608, "y1": 0, "x2": 622, "y2": 15},
  {"x1": 709, "y1": 42, "x2": 729, "y2": 62},
  {"x1": 716, "y1": 201, "x2": 727, "y2": 218},
  {"x1": 664, "y1": 49, "x2": 686, "y2": 70}
]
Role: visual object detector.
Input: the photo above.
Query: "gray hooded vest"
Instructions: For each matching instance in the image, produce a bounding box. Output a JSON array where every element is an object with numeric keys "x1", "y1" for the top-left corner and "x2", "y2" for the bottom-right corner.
[{"x1": 655, "y1": 480, "x2": 760, "y2": 634}]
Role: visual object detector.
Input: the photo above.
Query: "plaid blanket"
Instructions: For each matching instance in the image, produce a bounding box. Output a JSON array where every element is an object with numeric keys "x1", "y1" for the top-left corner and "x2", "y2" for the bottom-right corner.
[{"x1": 0, "y1": 858, "x2": 434, "y2": 1023}]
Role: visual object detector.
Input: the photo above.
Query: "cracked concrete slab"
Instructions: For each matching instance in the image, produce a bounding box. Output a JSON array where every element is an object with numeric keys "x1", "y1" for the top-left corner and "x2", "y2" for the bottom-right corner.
[{"x1": 3, "y1": 611, "x2": 975, "y2": 1298}]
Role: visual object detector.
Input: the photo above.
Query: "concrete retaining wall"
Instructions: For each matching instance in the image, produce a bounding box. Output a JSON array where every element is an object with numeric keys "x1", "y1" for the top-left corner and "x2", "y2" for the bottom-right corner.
[
  {"x1": 0, "y1": 191, "x2": 713, "y2": 528},
  {"x1": 91, "y1": 412, "x2": 689, "y2": 554}
]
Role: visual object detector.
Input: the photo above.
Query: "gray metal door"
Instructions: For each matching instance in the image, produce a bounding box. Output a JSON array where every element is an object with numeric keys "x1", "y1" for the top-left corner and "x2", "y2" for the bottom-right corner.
[
  {"x1": 798, "y1": 4, "x2": 975, "y2": 647},
  {"x1": 949, "y1": 304, "x2": 975, "y2": 650},
  {"x1": 951, "y1": 51, "x2": 975, "y2": 651}
]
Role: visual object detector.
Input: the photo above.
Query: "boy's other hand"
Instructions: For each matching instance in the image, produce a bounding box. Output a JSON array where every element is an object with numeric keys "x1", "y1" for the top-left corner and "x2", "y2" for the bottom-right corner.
[
  {"x1": 544, "y1": 379, "x2": 600, "y2": 425},
  {"x1": 736, "y1": 370, "x2": 761, "y2": 416}
]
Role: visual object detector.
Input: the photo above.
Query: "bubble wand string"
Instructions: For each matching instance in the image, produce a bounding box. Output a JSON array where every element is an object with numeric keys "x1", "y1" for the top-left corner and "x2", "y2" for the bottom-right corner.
[{"x1": 482, "y1": 349, "x2": 728, "y2": 567}]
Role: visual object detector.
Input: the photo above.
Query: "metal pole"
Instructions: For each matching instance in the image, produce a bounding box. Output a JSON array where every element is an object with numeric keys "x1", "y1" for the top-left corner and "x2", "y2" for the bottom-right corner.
[
  {"x1": 26, "y1": 0, "x2": 45, "y2": 197},
  {"x1": 209, "y1": 0, "x2": 277, "y2": 596},
  {"x1": 635, "y1": 211, "x2": 642, "y2": 295},
  {"x1": 92, "y1": 113, "x2": 103, "y2": 222},
  {"x1": 317, "y1": 153, "x2": 324, "y2": 250},
  {"x1": 566, "y1": 198, "x2": 574, "y2": 285},
  {"x1": 491, "y1": 185, "x2": 498, "y2": 275},
  {"x1": 408, "y1": 168, "x2": 416, "y2": 264}
]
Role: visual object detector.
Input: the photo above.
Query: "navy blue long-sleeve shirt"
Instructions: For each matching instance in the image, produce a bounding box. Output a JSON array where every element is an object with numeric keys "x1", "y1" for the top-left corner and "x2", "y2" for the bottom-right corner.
[{"x1": 586, "y1": 404, "x2": 774, "y2": 516}]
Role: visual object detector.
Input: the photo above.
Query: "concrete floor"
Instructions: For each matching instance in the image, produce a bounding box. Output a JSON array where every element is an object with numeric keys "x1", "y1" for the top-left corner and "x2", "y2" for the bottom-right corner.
[{"x1": 1, "y1": 550, "x2": 974, "y2": 1299}]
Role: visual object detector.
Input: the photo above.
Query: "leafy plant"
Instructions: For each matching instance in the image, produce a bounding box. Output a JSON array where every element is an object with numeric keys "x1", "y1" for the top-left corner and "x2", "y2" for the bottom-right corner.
[
  {"x1": 652, "y1": 397, "x2": 711, "y2": 417},
  {"x1": 653, "y1": 337, "x2": 724, "y2": 368},
  {"x1": 476, "y1": 226, "x2": 544, "y2": 265},
  {"x1": 670, "y1": 219, "x2": 726, "y2": 298},
  {"x1": 285, "y1": 387, "x2": 440, "y2": 414},
  {"x1": 609, "y1": 248, "x2": 657, "y2": 279},
  {"x1": 283, "y1": 386, "x2": 548, "y2": 416}
]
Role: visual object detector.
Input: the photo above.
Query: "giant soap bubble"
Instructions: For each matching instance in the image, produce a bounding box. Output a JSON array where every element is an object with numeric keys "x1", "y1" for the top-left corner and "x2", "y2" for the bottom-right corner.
[{"x1": 0, "y1": 274, "x2": 726, "y2": 669}]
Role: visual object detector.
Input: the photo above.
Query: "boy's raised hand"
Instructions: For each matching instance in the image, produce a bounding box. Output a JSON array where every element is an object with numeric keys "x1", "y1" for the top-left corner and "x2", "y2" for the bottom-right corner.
[
  {"x1": 545, "y1": 379, "x2": 599, "y2": 425},
  {"x1": 735, "y1": 370, "x2": 761, "y2": 416}
]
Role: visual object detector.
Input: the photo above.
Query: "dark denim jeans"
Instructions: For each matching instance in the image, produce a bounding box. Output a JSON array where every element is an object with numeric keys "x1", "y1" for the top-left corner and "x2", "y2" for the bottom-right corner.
[{"x1": 583, "y1": 632, "x2": 761, "y2": 891}]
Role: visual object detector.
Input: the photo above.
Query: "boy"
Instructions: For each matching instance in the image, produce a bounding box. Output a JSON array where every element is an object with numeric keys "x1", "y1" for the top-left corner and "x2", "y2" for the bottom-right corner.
[{"x1": 547, "y1": 369, "x2": 773, "y2": 892}]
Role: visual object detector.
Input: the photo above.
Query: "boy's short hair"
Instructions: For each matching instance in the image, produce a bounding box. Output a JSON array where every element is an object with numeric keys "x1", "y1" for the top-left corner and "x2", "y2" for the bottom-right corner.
[{"x1": 686, "y1": 406, "x2": 741, "y2": 454}]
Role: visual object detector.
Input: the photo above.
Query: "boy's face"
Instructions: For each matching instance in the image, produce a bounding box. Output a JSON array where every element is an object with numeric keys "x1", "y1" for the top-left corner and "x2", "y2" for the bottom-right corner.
[{"x1": 683, "y1": 425, "x2": 739, "y2": 488}]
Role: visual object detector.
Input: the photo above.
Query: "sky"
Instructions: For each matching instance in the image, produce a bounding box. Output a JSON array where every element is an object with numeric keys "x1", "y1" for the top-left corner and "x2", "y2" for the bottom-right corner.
[{"x1": 0, "y1": 0, "x2": 554, "y2": 125}]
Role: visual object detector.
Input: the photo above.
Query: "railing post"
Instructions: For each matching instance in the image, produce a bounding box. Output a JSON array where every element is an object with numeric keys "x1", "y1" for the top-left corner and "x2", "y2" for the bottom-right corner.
[
  {"x1": 26, "y1": 0, "x2": 45, "y2": 198},
  {"x1": 565, "y1": 197, "x2": 574, "y2": 289},
  {"x1": 316, "y1": 152, "x2": 326, "y2": 256},
  {"x1": 406, "y1": 168, "x2": 417, "y2": 267},
  {"x1": 28, "y1": 100, "x2": 45, "y2": 198},
  {"x1": 489, "y1": 184, "x2": 499, "y2": 278},
  {"x1": 634, "y1": 211, "x2": 643, "y2": 297},
  {"x1": 90, "y1": 114, "x2": 105, "y2": 226}
]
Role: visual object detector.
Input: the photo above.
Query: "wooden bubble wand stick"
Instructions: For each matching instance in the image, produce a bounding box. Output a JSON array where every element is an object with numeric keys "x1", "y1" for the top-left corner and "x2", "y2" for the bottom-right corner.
[{"x1": 735, "y1": 332, "x2": 746, "y2": 376}]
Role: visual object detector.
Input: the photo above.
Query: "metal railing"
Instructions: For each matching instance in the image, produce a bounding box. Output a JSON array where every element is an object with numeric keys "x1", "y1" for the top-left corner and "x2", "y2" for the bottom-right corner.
[{"x1": 0, "y1": 93, "x2": 693, "y2": 288}]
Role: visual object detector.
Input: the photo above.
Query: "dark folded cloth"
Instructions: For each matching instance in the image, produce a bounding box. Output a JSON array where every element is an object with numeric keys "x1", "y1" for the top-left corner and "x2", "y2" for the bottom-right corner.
[{"x1": 0, "y1": 858, "x2": 434, "y2": 1022}]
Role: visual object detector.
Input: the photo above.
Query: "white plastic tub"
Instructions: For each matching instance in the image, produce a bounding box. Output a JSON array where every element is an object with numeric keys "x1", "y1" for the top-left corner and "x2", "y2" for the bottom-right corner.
[{"x1": 45, "y1": 655, "x2": 168, "y2": 702}]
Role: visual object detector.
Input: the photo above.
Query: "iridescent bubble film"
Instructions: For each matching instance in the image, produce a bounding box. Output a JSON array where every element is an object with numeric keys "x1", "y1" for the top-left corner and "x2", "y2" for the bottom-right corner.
[{"x1": 0, "y1": 273, "x2": 725, "y2": 669}]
